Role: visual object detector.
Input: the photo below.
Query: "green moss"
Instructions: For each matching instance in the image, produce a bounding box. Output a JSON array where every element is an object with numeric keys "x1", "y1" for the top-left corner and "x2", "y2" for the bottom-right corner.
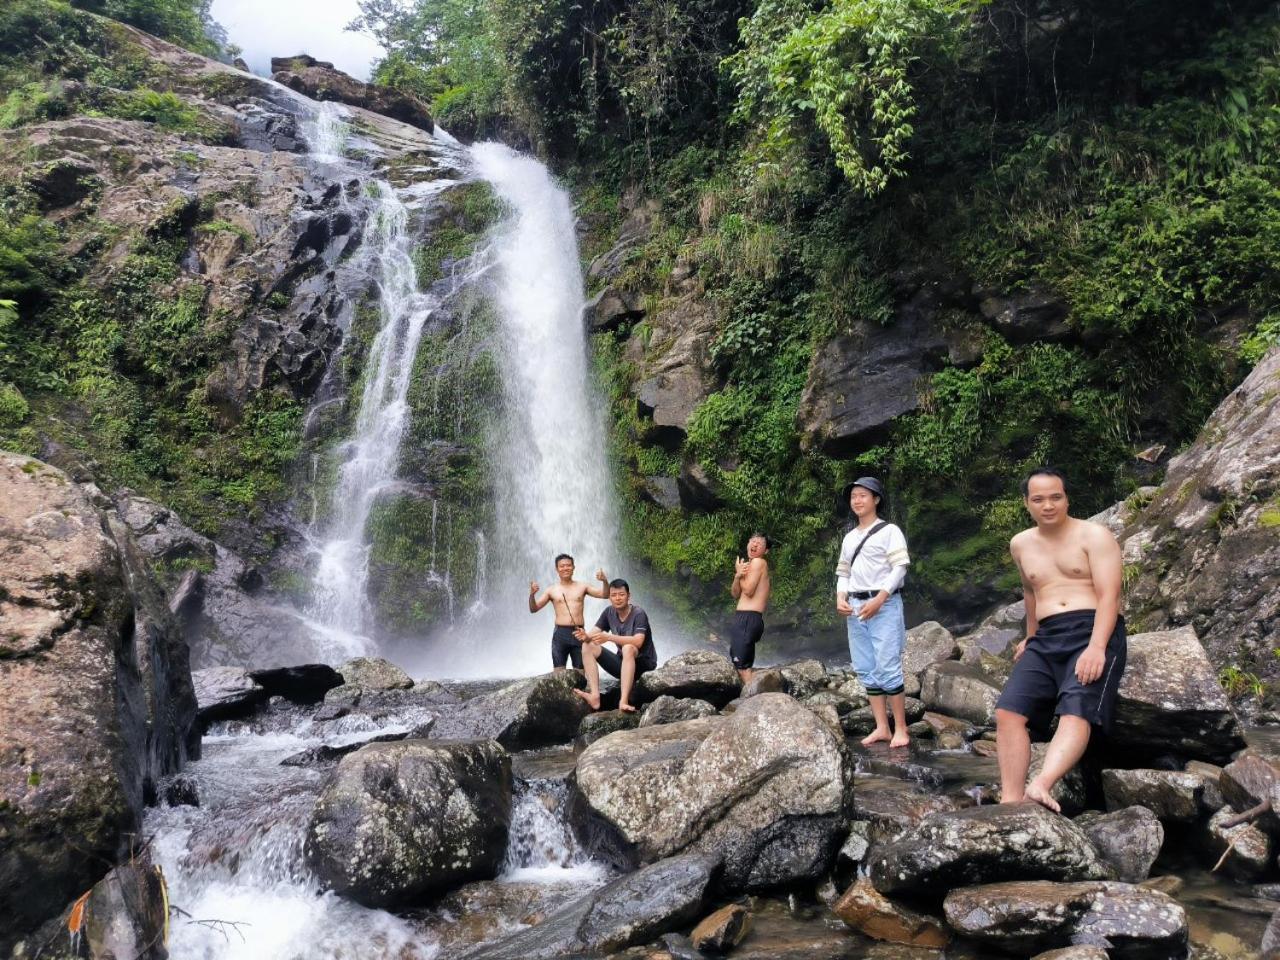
[{"x1": 196, "y1": 220, "x2": 253, "y2": 244}]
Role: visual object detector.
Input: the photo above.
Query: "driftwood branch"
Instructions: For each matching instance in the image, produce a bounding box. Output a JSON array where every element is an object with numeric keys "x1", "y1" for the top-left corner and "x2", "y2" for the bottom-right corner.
[
  {"x1": 1212, "y1": 834, "x2": 1241, "y2": 872},
  {"x1": 1221, "y1": 798, "x2": 1271, "y2": 829}
]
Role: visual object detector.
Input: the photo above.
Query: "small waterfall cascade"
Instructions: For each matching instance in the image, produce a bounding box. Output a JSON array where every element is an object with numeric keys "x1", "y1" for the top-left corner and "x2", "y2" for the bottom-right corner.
[{"x1": 501, "y1": 777, "x2": 605, "y2": 882}]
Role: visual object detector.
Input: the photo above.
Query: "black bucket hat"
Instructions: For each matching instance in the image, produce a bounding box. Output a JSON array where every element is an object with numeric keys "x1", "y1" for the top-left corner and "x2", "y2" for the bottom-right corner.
[{"x1": 840, "y1": 476, "x2": 887, "y2": 515}]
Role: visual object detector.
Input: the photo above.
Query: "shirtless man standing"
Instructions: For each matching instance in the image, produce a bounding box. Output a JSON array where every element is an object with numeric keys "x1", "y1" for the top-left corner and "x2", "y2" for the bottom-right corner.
[
  {"x1": 528, "y1": 554, "x2": 609, "y2": 671},
  {"x1": 995, "y1": 467, "x2": 1126, "y2": 811},
  {"x1": 729, "y1": 533, "x2": 772, "y2": 683}
]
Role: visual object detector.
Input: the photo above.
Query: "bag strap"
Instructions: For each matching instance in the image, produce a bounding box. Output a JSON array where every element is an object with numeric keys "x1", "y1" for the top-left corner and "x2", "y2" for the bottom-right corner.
[{"x1": 848, "y1": 521, "x2": 890, "y2": 569}]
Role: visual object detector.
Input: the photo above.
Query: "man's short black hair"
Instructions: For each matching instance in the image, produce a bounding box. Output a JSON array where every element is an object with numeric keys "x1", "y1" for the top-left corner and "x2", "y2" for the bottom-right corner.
[
  {"x1": 749, "y1": 532, "x2": 772, "y2": 550},
  {"x1": 609, "y1": 578, "x2": 630, "y2": 592},
  {"x1": 1022, "y1": 467, "x2": 1069, "y2": 497},
  {"x1": 554, "y1": 553, "x2": 574, "y2": 565}
]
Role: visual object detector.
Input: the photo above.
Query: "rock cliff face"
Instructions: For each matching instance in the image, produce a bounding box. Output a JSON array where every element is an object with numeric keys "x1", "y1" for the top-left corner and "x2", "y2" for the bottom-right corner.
[
  {"x1": 1117, "y1": 347, "x2": 1280, "y2": 679},
  {"x1": 0, "y1": 453, "x2": 196, "y2": 951}
]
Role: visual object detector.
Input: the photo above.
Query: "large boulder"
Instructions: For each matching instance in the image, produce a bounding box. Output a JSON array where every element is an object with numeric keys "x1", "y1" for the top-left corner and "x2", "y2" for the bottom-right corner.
[
  {"x1": 943, "y1": 880, "x2": 1188, "y2": 957},
  {"x1": 636, "y1": 651, "x2": 741, "y2": 707},
  {"x1": 630, "y1": 296, "x2": 720, "y2": 448},
  {"x1": 902, "y1": 621, "x2": 959, "y2": 677},
  {"x1": 1219, "y1": 750, "x2": 1280, "y2": 835},
  {"x1": 574, "y1": 693, "x2": 848, "y2": 889},
  {"x1": 867, "y1": 803, "x2": 1111, "y2": 896},
  {"x1": 431, "y1": 672, "x2": 591, "y2": 749},
  {"x1": 639, "y1": 695, "x2": 717, "y2": 727},
  {"x1": 459, "y1": 852, "x2": 720, "y2": 960},
  {"x1": 272, "y1": 54, "x2": 433, "y2": 130},
  {"x1": 1101, "y1": 769, "x2": 1203, "y2": 822},
  {"x1": 919, "y1": 661, "x2": 1002, "y2": 725},
  {"x1": 192, "y1": 665, "x2": 266, "y2": 723},
  {"x1": 1076, "y1": 806, "x2": 1164, "y2": 882},
  {"x1": 304, "y1": 739, "x2": 511, "y2": 907},
  {"x1": 0, "y1": 455, "x2": 196, "y2": 950},
  {"x1": 1201, "y1": 806, "x2": 1272, "y2": 881},
  {"x1": 1118, "y1": 347, "x2": 1280, "y2": 693},
  {"x1": 850, "y1": 778, "x2": 962, "y2": 845},
  {"x1": 248, "y1": 663, "x2": 342, "y2": 703},
  {"x1": 338, "y1": 656, "x2": 413, "y2": 690},
  {"x1": 1109, "y1": 627, "x2": 1246, "y2": 763}
]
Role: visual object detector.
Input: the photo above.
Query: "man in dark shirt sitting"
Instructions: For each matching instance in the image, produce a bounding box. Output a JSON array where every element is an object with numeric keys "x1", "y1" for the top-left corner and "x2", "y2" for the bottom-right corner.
[{"x1": 573, "y1": 578, "x2": 658, "y2": 713}]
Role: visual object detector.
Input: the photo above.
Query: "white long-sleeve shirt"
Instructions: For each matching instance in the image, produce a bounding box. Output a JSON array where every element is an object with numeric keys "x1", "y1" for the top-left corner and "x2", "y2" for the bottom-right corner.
[{"x1": 835, "y1": 522, "x2": 910, "y2": 595}]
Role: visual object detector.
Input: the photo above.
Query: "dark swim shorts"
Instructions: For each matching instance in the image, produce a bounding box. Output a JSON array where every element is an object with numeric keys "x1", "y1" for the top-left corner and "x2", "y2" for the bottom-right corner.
[
  {"x1": 729, "y1": 610, "x2": 765, "y2": 670},
  {"x1": 551, "y1": 625, "x2": 583, "y2": 669},
  {"x1": 595, "y1": 646, "x2": 658, "y2": 679},
  {"x1": 995, "y1": 609, "x2": 1127, "y2": 733}
]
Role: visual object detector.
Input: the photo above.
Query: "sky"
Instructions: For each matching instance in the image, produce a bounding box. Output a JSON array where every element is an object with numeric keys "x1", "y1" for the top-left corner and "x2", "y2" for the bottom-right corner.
[{"x1": 210, "y1": 0, "x2": 384, "y2": 81}]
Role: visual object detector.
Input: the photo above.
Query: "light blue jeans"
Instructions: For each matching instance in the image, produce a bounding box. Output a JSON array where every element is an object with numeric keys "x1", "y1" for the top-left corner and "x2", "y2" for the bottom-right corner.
[{"x1": 847, "y1": 593, "x2": 906, "y2": 696}]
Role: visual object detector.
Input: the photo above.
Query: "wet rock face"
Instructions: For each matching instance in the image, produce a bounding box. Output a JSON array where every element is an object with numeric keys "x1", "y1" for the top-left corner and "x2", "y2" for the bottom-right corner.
[
  {"x1": 1102, "y1": 769, "x2": 1203, "y2": 822},
  {"x1": 271, "y1": 54, "x2": 433, "y2": 132},
  {"x1": 337, "y1": 656, "x2": 413, "y2": 690},
  {"x1": 902, "y1": 621, "x2": 959, "y2": 678},
  {"x1": 636, "y1": 651, "x2": 742, "y2": 707},
  {"x1": 1118, "y1": 347, "x2": 1280, "y2": 694},
  {"x1": 1076, "y1": 806, "x2": 1164, "y2": 883},
  {"x1": 691, "y1": 903, "x2": 753, "y2": 953},
  {"x1": 919, "y1": 661, "x2": 1002, "y2": 725},
  {"x1": 0, "y1": 455, "x2": 196, "y2": 950},
  {"x1": 578, "y1": 709, "x2": 641, "y2": 747},
  {"x1": 459, "y1": 852, "x2": 720, "y2": 960},
  {"x1": 1202, "y1": 806, "x2": 1272, "y2": 880},
  {"x1": 832, "y1": 877, "x2": 950, "y2": 947},
  {"x1": 304, "y1": 738, "x2": 511, "y2": 908},
  {"x1": 639, "y1": 695, "x2": 717, "y2": 727},
  {"x1": 574, "y1": 694, "x2": 848, "y2": 890},
  {"x1": 430, "y1": 672, "x2": 591, "y2": 749},
  {"x1": 943, "y1": 880, "x2": 1188, "y2": 958},
  {"x1": 867, "y1": 803, "x2": 1111, "y2": 896},
  {"x1": 1219, "y1": 750, "x2": 1280, "y2": 835},
  {"x1": 1110, "y1": 627, "x2": 1246, "y2": 763},
  {"x1": 192, "y1": 666, "x2": 267, "y2": 723}
]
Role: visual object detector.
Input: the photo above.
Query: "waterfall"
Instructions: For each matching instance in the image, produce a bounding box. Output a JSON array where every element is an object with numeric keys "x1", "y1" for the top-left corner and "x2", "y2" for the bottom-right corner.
[
  {"x1": 413, "y1": 145, "x2": 622, "y2": 677},
  {"x1": 306, "y1": 104, "x2": 447, "y2": 655}
]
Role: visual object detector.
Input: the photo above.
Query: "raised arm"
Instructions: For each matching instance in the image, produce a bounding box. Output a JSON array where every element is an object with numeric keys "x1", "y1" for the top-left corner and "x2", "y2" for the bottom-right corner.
[
  {"x1": 739, "y1": 557, "x2": 766, "y2": 598},
  {"x1": 586, "y1": 568, "x2": 609, "y2": 599},
  {"x1": 528, "y1": 581, "x2": 551, "y2": 613}
]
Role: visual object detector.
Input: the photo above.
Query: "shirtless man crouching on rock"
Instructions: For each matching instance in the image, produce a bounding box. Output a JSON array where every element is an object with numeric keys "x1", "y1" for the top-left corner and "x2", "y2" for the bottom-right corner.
[
  {"x1": 528, "y1": 553, "x2": 609, "y2": 671},
  {"x1": 996, "y1": 467, "x2": 1127, "y2": 811}
]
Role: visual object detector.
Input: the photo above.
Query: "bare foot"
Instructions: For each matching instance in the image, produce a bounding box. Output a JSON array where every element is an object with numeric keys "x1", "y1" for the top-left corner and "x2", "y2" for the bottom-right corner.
[
  {"x1": 573, "y1": 689, "x2": 601, "y2": 711},
  {"x1": 619, "y1": 703, "x2": 637, "y2": 713},
  {"x1": 1024, "y1": 781, "x2": 1061, "y2": 813},
  {"x1": 889, "y1": 730, "x2": 910, "y2": 749},
  {"x1": 861, "y1": 727, "x2": 893, "y2": 746}
]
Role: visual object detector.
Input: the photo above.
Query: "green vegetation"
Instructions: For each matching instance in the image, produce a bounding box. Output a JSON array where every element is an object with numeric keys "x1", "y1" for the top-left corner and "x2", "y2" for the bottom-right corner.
[{"x1": 366, "y1": 0, "x2": 1280, "y2": 620}]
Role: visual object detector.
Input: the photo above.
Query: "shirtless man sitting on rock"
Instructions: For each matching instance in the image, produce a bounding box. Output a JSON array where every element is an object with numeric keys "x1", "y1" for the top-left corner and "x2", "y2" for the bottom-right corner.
[
  {"x1": 996, "y1": 467, "x2": 1127, "y2": 811},
  {"x1": 528, "y1": 554, "x2": 609, "y2": 671}
]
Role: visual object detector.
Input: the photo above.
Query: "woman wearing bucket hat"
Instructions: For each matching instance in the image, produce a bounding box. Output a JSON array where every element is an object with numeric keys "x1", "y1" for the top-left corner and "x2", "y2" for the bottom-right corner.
[{"x1": 836, "y1": 477, "x2": 912, "y2": 748}]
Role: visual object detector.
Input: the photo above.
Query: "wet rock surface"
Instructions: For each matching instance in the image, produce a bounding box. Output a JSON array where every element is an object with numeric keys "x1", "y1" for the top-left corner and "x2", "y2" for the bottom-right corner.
[
  {"x1": 272, "y1": 54, "x2": 433, "y2": 131},
  {"x1": 832, "y1": 877, "x2": 951, "y2": 947},
  {"x1": 919, "y1": 662, "x2": 1002, "y2": 725},
  {"x1": 1103, "y1": 769, "x2": 1204, "y2": 822},
  {"x1": 1110, "y1": 627, "x2": 1247, "y2": 763},
  {"x1": 574, "y1": 693, "x2": 847, "y2": 889},
  {"x1": 943, "y1": 880, "x2": 1188, "y2": 957},
  {"x1": 460, "y1": 852, "x2": 720, "y2": 959},
  {"x1": 636, "y1": 651, "x2": 741, "y2": 706},
  {"x1": 431, "y1": 672, "x2": 592, "y2": 749},
  {"x1": 690, "y1": 902, "x2": 753, "y2": 953},
  {"x1": 248, "y1": 663, "x2": 342, "y2": 702},
  {"x1": 337, "y1": 656, "x2": 414, "y2": 690},
  {"x1": 1077, "y1": 806, "x2": 1164, "y2": 882},
  {"x1": 639, "y1": 695, "x2": 717, "y2": 727},
  {"x1": 304, "y1": 738, "x2": 512, "y2": 907},
  {"x1": 867, "y1": 803, "x2": 1110, "y2": 895},
  {"x1": 579, "y1": 709, "x2": 642, "y2": 746},
  {"x1": 902, "y1": 622, "x2": 959, "y2": 678},
  {"x1": 192, "y1": 665, "x2": 267, "y2": 723},
  {"x1": 0, "y1": 454, "x2": 195, "y2": 950}
]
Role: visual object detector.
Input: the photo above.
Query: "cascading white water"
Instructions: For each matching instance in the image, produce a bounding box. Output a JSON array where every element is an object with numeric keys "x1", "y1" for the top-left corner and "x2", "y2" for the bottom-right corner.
[
  {"x1": 307, "y1": 103, "x2": 444, "y2": 653},
  {"x1": 418, "y1": 144, "x2": 623, "y2": 677}
]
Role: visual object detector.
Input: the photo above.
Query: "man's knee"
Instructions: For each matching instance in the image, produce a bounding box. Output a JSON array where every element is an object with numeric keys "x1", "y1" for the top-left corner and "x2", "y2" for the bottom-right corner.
[
  {"x1": 995, "y1": 708, "x2": 1028, "y2": 729},
  {"x1": 622, "y1": 645, "x2": 637, "y2": 660}
]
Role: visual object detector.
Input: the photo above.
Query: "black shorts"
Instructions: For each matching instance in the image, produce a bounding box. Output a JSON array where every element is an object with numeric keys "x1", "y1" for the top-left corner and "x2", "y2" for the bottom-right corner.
[
  {"x1": 595, "y1": 646, "x2": 657, "y2": 680},
  {"x1": 551, "y1": 625, "x2": 583, "y2": 669},
  {"x1": 729, "y1": 610, "x2": 765, "y2": 670},
  {"x1": 995, "y1": 610, "x2": 1127, "y2": 733}
]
